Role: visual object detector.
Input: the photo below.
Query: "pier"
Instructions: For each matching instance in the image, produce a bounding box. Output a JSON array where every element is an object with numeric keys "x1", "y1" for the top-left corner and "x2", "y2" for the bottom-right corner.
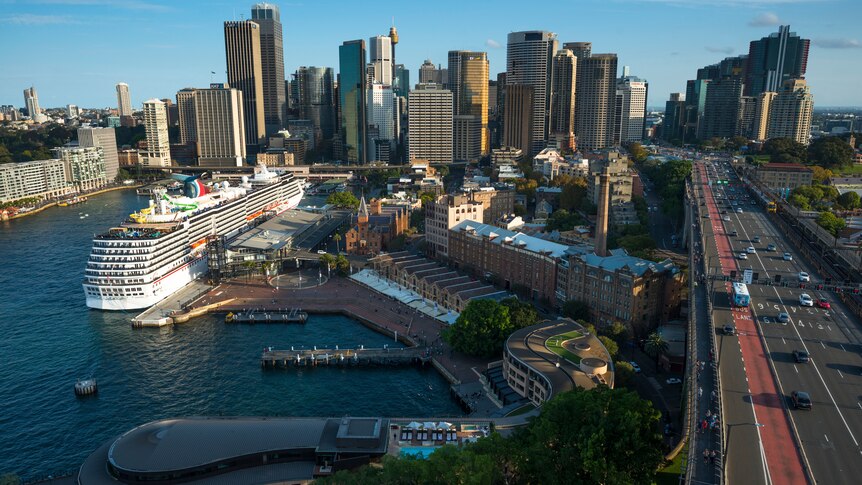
[
  {"x1": 226, "y1": 308, "x2": 307, "y2": 323},
  {"x1": 261, "y1": 345, "x2": 431, "y2": 368}
]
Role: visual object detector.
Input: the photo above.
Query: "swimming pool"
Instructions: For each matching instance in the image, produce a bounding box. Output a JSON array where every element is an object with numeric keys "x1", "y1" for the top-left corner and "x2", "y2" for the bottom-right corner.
[{"x1": 399, "y1": 446, "x2": 441, "y2": 459}]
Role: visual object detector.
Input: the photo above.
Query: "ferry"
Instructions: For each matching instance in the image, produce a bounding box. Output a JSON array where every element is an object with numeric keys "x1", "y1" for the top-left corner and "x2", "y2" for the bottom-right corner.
[
  {"x1": 58, "y1": 196, "x2": 87, "y2": 207},
  {"x1": 83, "y1": 165, "x2": 304, "y2": 311}
]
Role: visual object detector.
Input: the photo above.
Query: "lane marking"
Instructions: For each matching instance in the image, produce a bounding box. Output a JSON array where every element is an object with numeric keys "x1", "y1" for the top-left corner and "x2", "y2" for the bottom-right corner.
[{"x1": 837, "y1": 370, "x2": 844, "y2": 379}]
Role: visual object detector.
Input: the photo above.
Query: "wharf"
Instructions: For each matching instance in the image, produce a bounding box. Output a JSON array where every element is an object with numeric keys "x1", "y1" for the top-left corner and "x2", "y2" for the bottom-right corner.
[
  {"x1": 262, "y1": 346, "x2": 431, "y2": 368},
  {"x1": 226, "y1": 308, "x2": 307, "y2": 323},
  {"x1": 131, "y1": 280, "x2": 213, "y2": 327}
]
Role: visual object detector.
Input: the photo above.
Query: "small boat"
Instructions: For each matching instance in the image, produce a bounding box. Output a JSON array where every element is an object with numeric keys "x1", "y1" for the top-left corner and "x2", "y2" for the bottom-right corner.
[{"x1": 74, "y1": 378, "x2": 98, "y2": 397}]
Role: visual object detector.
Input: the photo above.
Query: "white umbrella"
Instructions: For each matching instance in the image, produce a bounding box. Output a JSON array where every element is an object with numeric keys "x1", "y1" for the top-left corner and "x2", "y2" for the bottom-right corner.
[
  {"x1": 423, "y1": 421, "x2": 436, "y2": 430},
  {"x1": 438, "y1": 422, "x2": 454, "y2": 430},
  {"x1": 407, "y1": 421, "x2": 422, "y2": 430}
]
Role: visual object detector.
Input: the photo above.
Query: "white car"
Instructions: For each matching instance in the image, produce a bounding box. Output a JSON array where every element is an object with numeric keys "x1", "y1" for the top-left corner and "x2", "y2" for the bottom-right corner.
[
  {"x1": 799, "y1": 293, "x2": 814, "y2": 306},
  {"x1": 666, "y1": 378, "x2": 682, "y2": 385},
  {"x1": 723, "y1": 216, "x2": 731, "y2": 222},
  {"x1": 738, "y1": 252, "x2": 748, "y2": 260},
  {"x1": 736, "y1": 208, "x2": 743, "y2": 213},
  {"x1": 628, "y1": 361, "x2": 641, "y2": 373},
  {"x1": 798, "y1": 272, "x2": 810, "y2": 282},
  {"x1": 783, "y1": 252, "x2": 793, "y2": 261},
  {"x1": 316, "y1": 250, "x2": 327, "y2": 255},
  {"x1": 747, "y1": 246, "x2": 756, "y2": 254}
]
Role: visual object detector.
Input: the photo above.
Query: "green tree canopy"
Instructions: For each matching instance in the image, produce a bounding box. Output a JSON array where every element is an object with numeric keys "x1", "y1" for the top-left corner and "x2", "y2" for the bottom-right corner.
[
  {"x1": 816, "y1": 211, "x2": 846, "y2": 236},
  {"x1": 837, "y1": 191, "x2": 861, "y2": 210},
  {"x1": 644, "y1": 332, "x2": 669, "y2": 365},
  {"x1": 598, "y1": 336, "x2": 619, "y2": 359},
  {"x1": 443, "y1": 299, "x2": 512, "y2": 358},
  {"x1": 808, "y1": 136, "x2": 854, "y2": 169},
  {"x1": 626, "y1": 142, "x2": 649, "y2": 163},
  {"x1": 762, "y1": 137, "x2": 807, "y2": 163},
  {"x1": 810, "y1": 166, "x2": 834, "y2": 184},
  {"x1": 562, "y1": 300, "x2": 590, "y2": 322},
  {"x1": 326, "y1": 191, "x2": 360, "y2": 209},
  {"x1": 544, "y1": 209, "x2": 584, "y2": 232},
  {"x1": 500, "y1": 297, "x2": 538, "y2": 330}
]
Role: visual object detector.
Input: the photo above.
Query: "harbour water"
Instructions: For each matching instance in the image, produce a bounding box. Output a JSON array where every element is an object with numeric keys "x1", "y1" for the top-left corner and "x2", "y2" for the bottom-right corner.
[{"x1": 0, "y1": 190, "x2": 461, "y2": 480}]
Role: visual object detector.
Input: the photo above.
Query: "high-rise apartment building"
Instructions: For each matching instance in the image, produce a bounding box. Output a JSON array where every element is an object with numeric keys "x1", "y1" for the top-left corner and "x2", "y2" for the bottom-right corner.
[
  {"x1": 224, "y1": 20, "x2": 266, "y2": 153},
  {"x1": 339, "y1": 39, "x2": 368, "y2": 164},
  {"x1": 295, "y1": 67, "x2": 336, "y2": 145},
  {"x1": 506, "y1": 31, "x2": 557, "y2": 156},
  {"x1": 394, "y1": 64, "x2": 410, "y2": 98},
  {"x1": 115, "y1": 83, "x2": 133, "y2": 117},
  {"x1": 176, "y1": 88, "x2": 198, "y2": 145},
  {"x1": 563, "y1": 42, "x2": 591, "y2": 135},
  {"x1": 250, "y1": 3, "x2": 286, "y2": 134},
  {"x1": 614, "y1": 75, "x2": 648, "y2": 144},
  {"x1": 447, "y1": 51, "x2": 467, "y2": 113},
  {"x1": 454, "y1": 115, "x2": 482, "y2": 162},
  {"x1": 736, "y1": 96, "x2": 757, "y2": 137},
  {"x1": 550, "y1": 49, "x2": 576, "y2": 149},
  {"x1": 699, "y1": 76, "x2": 744, "y2": 139},
  {"x1": 142, "y1": 99, "x2": 171, "y2": 167},
  {"x1": 751, "y1": 91, "x2": 776, "y2": 141},
  {"x1": 683, "y1": 79, "x2": 709, "y2": 142},
  {"x1": 456, "y1": 52, "x2": 489, "y2": 154},
  {"x1": 369, "y1": 35, "x2": 393, "y2": 85},
  {"x1": 574, "y1": 52, "x2": 618, "y2": 150},
  {"x1": 662, "y1": 93, "x2": 686, "y2": 142},
  {"x1": 54, "y1": 146, "x2": 107, "y2": 192},
  {"x1": 746, "y1": 25, "x2": 810, "y2": 97},
  {"x1": 193, "y1": 84, "x2": 246, "y2": 167},
  {"x1": 367, "y1": 83, "x2": 395, "y2": 162},
  {"x1": 66, "y1": 104, "x2": 80, "y2": 118},
  {"x1": 23, "y1": 86, "x2": 46, "y2": 122},
  {"x1": 502, "y1": 84, "x2": 534, "y2": 153},
  {"x1": 77, "y1": 127, "x2": 119, "y2": 181},
  {"x1": 768, "y1": 78, "x2": 814, "y2": 145},
  {"x1": 0, "y1": 159, "x2": 70, "y2": 203},
  {"x1": 408, "y1": 84, "x2": 453, "y2": 164},
  {"x1": 418, "y1": 59, "x2": 446, "y2": 85}
]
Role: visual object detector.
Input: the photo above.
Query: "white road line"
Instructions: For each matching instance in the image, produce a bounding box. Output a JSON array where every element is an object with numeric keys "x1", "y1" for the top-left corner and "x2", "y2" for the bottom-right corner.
[
  {"x1": 840, "y1": 344, "x2": 846, "y2": 352},
  {"x1": 821, "y1": 341, "x2": 826, "y2": 349},
  {"x1": 838, "y1": 370, "x2": 844, "y2": 379},
  {"x1": 825, "y1": 434, "x2": 830, "y2": 443}
]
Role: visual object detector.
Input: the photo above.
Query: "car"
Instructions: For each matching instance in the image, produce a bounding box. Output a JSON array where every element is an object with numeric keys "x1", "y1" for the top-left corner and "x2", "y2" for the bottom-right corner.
[
  {"x1": 753, "y1": 236, "x2": 761, "y2": 243},
  {"x1": 799, "y1": 293, "x2": 814, "y2": 306},
  {"x1": 793, "y1": 350, "x2": 810, "y2": 363},
  {"x1": 723, "y1": 216, "x2": 731, "y2": 222},
  {"x1": 316, "y1": 250, "x2": 327, "y2": 255},
  {"x1": 778, "y1": 312, "x2": 790, "y2": 323},
  {"x1": 731, "y1": 230, "x2": 738, "y2": 237},
  {"x1": 723, "y1": 324, "x2": 736, "y2": 336},
  {"x1": 738, "y1": 252, "x2": 748, "y2": 260},
  {"x1": 798, "y1": 272, "x2": 810, "y2": 282},
  {"x1": 791, "y1": 390, "x2": 812, "y2": 410},
  {"x1": 666, "y1": 378, "x2": 682, "y2": 385},
  {"x1": 817, "y1": 298, "x2": 830, "y2": 309},
  {"x1": 736, "y1": 208, "x2": 744, "y2": 213},
  {"x1": 721, "y1": 210, "x2": 728, "y2": 214},
  {"x1": 767, "y1": 244, "x2": 777, "y2": 251},
  {"x1": 747, "y1": 246, "x2": 756, "y2": 254},
  {"x1": 783, "y1": 252, "x2": 793, "y2": 261},
  {"x1": 628, "y1": 361, "x2": 642, "y2": 373}
]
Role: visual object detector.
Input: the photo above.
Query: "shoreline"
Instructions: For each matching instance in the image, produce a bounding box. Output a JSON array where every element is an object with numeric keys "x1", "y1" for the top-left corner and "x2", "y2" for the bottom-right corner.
[{"x1": 4, "y1": 184, "x2": 142, "y2": 221}]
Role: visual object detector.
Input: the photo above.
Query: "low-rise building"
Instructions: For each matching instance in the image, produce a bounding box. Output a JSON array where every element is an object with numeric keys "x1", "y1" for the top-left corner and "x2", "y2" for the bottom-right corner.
[
  {"x1": 0, "y1": 159, "x2": 71, "y2": 203},
  {"x1": 54, "y1": 146, "x2": 107, "y2": 192},
  {"x1": 754, "y1": 162, "x2": 813, "y2": 191},
  {"x1": 425, "y1": 194, "x2": 483, "y2": 259},
  {"x1": 460, "y1": 187, "x2": 515, "y2": 223},
  {"x1": 344, "y1": 197, "x2": 410, "y2": 256}
]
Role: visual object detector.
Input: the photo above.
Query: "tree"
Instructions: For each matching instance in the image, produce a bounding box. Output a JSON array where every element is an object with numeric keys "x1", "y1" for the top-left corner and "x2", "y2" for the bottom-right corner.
[
  {"x1": 500, "y1": 297, "x2": 538, "y2": 330},
  {"x1": 562, "y1": 300, "x2": 590, "y2": 322},
  {"x1": 616, "y1": 233, "x2": 657, "y2": 261},
  {"x1": 762, "y1": 137, "x2": 807, "y2": 163},
  {"x1": 727, "y1": 135, "x2": 749, "y2": 152},
  {"x1": 598, "y1": 336, "x2": 619, "y2": 359},
  {"x1": 319, "y1": 253, "x2": 336, "y2": 271},
  {"x1": 809, "y1": 136, "x2": 854, "y2": 169},
  {"x1": 326, "y1": 191, "x2": 360, "y2": 209},
  {"x1": 626, "y1": 142, "x2": 649, "y2": 163},
  {"x1": 513, "y1": 203, "x2": 527, "y2": 217},
  {"x1": 816, "y1": 211, "x2": 846, "y2": 236},
  {"x1": 515, "y1": 178, "x2": 538, "y2": 199},
  {"x1": 837, "y1": 191, "x2": 861, "y2": 210},
  {"x1": 544, "y1": 209, "x2": 584, "y2": 232},
  {"x1": 607, "y1": 321, "x2": 632, "y2": 348},
  {"x1": 614, "y1": 361, "x2": 636, "y2": 387},
  {"x1": 443, "y1": 299, "x2": 512, "y2": 358},
  {"x1": 644, "y1": 332, "x2": 669, "y2": 367},
  {"x1": 419, "y1": 191, "x2": 436, "y2": 206},
  {"x1": 516, "y1": 386, "x2": 664, "y2": 485},
  {"x1": 810, "y1": 166, "x2": 834, "y2": 184},
  {"x1": 558, "y1": 176, "x2": 588, "y2": 211},
  {"x1": 333, "y1": 232, "x2": 342, "y2": 252},
  {"x1": 335, "y1": 254, "x2": 350, "y2": 274},
  {"x1": 788, "y1": 193, "x2": 810, "y2": 210}
]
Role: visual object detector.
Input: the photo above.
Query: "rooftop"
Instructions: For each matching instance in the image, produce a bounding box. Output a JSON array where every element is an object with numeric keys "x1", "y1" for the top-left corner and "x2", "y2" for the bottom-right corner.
[
  {"x1": 451, "y1": 221, "x2": 571, "y2": 259},
  {"x1": 229, "y1": 209, "x2": 324, "y2": 252}
]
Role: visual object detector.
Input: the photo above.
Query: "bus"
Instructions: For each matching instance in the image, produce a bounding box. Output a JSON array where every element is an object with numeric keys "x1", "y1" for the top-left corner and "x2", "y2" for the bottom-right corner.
[
  {"x1": 732, "y1": 282, "x2": 750, "y2": 307},
  {"x1": 766, "y1": 201, "x2": 777, "y2": 213}
]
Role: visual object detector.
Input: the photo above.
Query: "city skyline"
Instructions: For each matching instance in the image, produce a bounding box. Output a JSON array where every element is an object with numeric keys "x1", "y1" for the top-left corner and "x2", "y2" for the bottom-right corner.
[{"x1": 0, "y1": 0, "x2": 860, "y2": 109}]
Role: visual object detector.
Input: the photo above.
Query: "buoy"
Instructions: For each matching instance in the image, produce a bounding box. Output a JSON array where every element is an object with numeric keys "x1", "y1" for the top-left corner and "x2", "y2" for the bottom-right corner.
[{"x1": 74, "y1": 378, "x2": 98, "y2": 397}]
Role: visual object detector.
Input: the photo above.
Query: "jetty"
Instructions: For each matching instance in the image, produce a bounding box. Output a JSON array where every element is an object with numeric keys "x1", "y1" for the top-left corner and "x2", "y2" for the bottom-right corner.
[
  {"x1": 226, "y1": 308, "x2": 307, "y2": 324},
  {"x1": 261, "y1": 345, "x2": 431, "y2": 368}
]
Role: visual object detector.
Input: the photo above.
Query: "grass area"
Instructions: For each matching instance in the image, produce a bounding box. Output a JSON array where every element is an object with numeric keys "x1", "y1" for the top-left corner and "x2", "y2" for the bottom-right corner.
[
  {"x1": 835, "y1": 164, "x2": 862, "y2": 175},
  {"x1": 655, "y1": 442, "x2": 687, "y2": 485},
  {"x1": 505, "y1": 403, "x2": 536, "y2": 417},
  {"x1": 545, "y1": 331, "x2": 584, "y2": 364}
]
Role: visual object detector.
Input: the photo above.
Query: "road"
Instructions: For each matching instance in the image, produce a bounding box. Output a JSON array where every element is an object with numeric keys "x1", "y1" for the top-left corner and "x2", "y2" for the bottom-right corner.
[{"x1": 695, "y1": 158, "x2": 862, "y2": 485}]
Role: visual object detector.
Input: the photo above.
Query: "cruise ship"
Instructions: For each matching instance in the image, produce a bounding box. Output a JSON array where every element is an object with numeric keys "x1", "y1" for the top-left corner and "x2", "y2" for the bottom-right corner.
[{"x1": 84, "y1": 165, "x2": 303, "y2": 310}]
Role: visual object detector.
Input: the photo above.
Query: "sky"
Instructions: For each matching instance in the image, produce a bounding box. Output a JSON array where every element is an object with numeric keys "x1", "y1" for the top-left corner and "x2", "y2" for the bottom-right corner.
[{"x1": 0, "y1": 0, "x2": 860, "y2": 109}]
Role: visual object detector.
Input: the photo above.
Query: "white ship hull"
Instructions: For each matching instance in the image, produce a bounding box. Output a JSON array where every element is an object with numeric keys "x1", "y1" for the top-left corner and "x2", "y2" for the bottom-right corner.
[{"x1": 85, "y1": 176, "x2": 303, "y2": 311}]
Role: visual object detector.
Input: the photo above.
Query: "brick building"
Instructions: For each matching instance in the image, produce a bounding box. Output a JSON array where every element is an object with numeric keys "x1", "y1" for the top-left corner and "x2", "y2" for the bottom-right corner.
[
  {"x1": 754, "y1": 162, "x2": 813, "y2": 191},
  {"x1": 344, "y1": 197, "x2": 410, "y2": 255}
]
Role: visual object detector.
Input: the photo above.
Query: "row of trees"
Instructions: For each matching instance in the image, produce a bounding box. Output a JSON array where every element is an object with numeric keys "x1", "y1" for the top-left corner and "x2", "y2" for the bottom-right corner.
[
  {"x1": 636, "y1": 158, "x2": 692, "y2": 225},
  {"x1": 762, "y1": 136, "x2": 856, "y2": 169},
  {"x1": 443, "y1": 298, "x2": 538, "y2": 358},
  {"x1": 318, "y1": 386, "x2": 665, "y2": 485},
  {"x1": 318, "y1": 253, "x2": 350, "y2": 275}
]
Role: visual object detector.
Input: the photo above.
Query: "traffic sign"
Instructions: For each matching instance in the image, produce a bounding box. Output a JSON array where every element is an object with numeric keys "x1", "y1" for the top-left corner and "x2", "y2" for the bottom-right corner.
[{"x1": 743, "y1": 269, "x2": 753, "y2": 284}]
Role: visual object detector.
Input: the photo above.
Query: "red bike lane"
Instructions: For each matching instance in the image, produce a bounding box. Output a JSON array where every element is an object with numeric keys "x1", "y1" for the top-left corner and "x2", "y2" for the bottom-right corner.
[{"x1": 698, "y1": 164, "x2": 807, "y2": 485}]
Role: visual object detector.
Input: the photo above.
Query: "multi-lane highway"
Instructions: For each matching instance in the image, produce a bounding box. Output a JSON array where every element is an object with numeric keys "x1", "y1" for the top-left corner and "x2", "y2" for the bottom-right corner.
[{"x1": 694, "y1": 157, "x2": 862, "y2": 485}]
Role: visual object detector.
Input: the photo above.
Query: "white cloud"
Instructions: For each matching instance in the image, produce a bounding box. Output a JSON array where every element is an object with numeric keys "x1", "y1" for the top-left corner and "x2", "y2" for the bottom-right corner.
[
  {"x1": 0, "y1": 14, "x2": 77, "y2": 25},
  {"x1": 485, "y1": 39, "x2": 502, "y2": 49},
  {"x1": 814, "y1": 38, "x2": 861, "y2": 49},
  {"x1": 748, "y1": 12, "x2": 782, "y2": 26},
  {"x1": 705, "y1": 46, "x2": 735, "y2": 54}
]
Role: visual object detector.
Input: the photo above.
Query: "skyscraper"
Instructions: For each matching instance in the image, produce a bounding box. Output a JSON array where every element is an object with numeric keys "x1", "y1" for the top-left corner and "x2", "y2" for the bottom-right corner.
[
  {"x1": 369, "y1": 35, "x2": 393, "y2": 85},
  {"x1": 768, "y1": 78, "x2": 813, "y2": 145},
  {"x1": 142, "y1": 99, "x2": 171, "y2": 167},
  {"x1": 574, "y1": 52, "x2": 618, "y2": 150},
  {"x1": 23, "y1": 86, "x2": 45, "y2": 122},
  {"x1": 562, "y1": 42, "x2": 591, "y2": 135},
  {"x1": 450, "y1": 51, "x2": 489, "y2": 154},
  {"x1": 194, "y1": 84, "x2": 246, "y2": 167},
  {"x1": 550, "y1": 49, "x2": 577, "y2": 149},
  {"x1": 176, "y1": 88, "x2": 198, "y2": 145},
  {"x1": 393, "y1": 64, "x2": 410, "y2": 98},
  {"x1": 502, "y1": 84, "x2": 534, "y2": 153},
  {"x1": 408, "y1": 84, "x2": 453, "y2": 164},
  {"x1": 77, "y1": 127, "x2": 119, "y2": 181},
  {"x1": 367, "y1": 83, "x2": 394, "y2": 162},
  {"x1": 116, "y1": 83, "x2": 132, "y2": 117},
  {"x1": 251, "y1": 3, "x2": 286, "y2": 134},
  {"x1": 506, "y1": 31, "x2": 557, "y2": 156},
  {"x1": 295, "y1": 67, "x2": 336, "y2": 145},
  {"x1": 339, "y1": 39, "x2": 368, "y2": 164},
  {"x1": 746, "y1": 25, "x2": 810, "y2": 96},
  {"x1": 699, "y1": 76, "x2": 744, "y2": 139},
  {"x1": 683, "y1": 79, "x2": 709, "y2": 141},
  {"x1": 224, "y1": 20, "x2": 266, "y2": 153},
  {"x1": 614, "y1": 75, "x2": 648, "y2": 145},
  {"x1": 751, "y1": 91, "x2": 776, "y2": 141},
  {"x1": 662, "y1": 93, "x2": 686, "y2": 142}
]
